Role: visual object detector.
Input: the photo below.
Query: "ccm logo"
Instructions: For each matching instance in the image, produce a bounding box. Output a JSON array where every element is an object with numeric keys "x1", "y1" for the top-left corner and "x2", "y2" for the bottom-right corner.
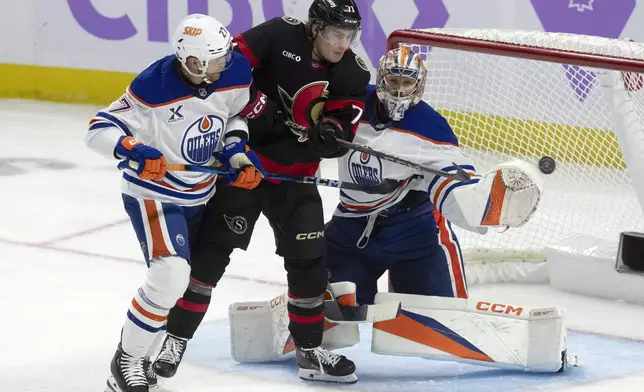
[
  {"x1": 236, "y1": 305, "x2": 262, "y2": 311},
  {"x1": 270, "y1": 294, "x2": 286, "y2": 309},
  {"x1": 296, "y1": 231, "x2": 324, "y2": 240},
  {"x1": 476, "y1": 301, "x2": 523, "y2": 316},
  {"x1": 243, "y1": 93, "x2": 267, "y2": 120},
  {"x1": 184, "y1": 26, "x2": 203, "y2": 36},
  {"x1": 282, "y1": 50, "x2": 301, "y2": 62}
]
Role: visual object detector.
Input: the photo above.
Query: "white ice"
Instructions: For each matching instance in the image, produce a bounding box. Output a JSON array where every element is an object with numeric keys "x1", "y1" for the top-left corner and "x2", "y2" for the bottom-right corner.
[{"x1": 2, "y1": 99, "x2": 644, "y2": 391}]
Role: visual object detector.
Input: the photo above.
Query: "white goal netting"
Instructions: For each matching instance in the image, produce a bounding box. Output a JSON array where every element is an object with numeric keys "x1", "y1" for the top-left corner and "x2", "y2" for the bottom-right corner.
[{"x1": 390, "y1": 28, "x2": 644, "y2": 272}]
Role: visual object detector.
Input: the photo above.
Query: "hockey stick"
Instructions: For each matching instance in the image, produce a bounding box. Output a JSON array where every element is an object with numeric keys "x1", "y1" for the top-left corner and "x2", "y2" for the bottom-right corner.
[
  {"x1": 324, "y1": 300, "x2": 401, "y2": 324},
  {"x1": 323, "y1": 284, "x2": 401, "y2": 324},
  {"x1": 285, "y1": 120, "x2": 471, "y2": 182},
  {"x1": 117, "y1": 161, "x2": 401, "y2": 194}
]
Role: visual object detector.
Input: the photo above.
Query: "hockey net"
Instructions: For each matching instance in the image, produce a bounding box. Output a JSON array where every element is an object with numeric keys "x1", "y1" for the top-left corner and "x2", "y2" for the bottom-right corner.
[{"x1": 388, "y1": 29, "x2": 644, "y2": 282}]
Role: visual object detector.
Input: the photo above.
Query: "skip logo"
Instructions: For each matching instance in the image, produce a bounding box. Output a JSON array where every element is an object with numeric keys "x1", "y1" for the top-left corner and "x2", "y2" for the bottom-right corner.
[
  {"x1": 168, "y1": 105, "x2": 184, "y2": 123},
  {"x1": 224, "y1": 215, "x2": 247, "y2": 235},
  {"x1": 282, "y1": 50, "x2": 301, "y2": 62},
  {"x1": 183, "y1": 26, "x2": 203, "y2": 36},
  {"x1": 296, "y1": 231, "x2": 324, "y2": 240}
]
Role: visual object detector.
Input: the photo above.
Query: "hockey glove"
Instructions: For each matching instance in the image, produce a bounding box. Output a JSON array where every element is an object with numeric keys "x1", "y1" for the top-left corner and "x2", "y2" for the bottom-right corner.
[
  {"x1": 115, "y1": 136, "x2": 167, "y2": 181},
  {"x1": 307, "y1": 117, "x2": 350, "y2": 158},
  {"x1": 214, "y1": 140, "x2": 265, "y2": 190}
]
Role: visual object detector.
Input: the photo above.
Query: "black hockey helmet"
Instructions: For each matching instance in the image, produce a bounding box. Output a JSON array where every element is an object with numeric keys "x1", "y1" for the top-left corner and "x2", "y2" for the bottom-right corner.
[{"x1": 308, "y1": 0, "x2": 362, "y2": 31}]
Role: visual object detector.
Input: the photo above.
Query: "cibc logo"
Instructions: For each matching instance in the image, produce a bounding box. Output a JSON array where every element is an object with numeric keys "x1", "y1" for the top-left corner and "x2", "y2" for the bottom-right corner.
[{"x1": 282, "y1": 50, "x2": 301, "y2": 62}]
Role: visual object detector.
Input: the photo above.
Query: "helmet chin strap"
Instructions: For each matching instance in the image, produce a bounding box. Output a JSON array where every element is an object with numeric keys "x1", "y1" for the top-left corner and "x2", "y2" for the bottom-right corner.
[{"x1": 181, "y1": 62, "x2": 217, "y2": 84}]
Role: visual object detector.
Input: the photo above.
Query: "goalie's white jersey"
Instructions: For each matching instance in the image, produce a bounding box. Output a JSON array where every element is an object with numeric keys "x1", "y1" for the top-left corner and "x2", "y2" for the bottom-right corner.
[
  {"x1": 335, "y1": 85, "x2": 480, "y2": 226},
  {"x1": 86, "y1": 52, "x2": 253, "y2": 206}
]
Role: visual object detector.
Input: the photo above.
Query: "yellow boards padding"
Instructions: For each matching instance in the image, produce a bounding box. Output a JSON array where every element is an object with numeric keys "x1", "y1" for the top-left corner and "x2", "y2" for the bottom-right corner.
[
  {"x1": 440, "y1": 109, "x2": 626, "y2": 170},
  {"x1": 0, "y1": 63, "x2": 627, "y2": 170},
  {"x1": 0, "y1": 63, "x2": 136, "y2": 106}
]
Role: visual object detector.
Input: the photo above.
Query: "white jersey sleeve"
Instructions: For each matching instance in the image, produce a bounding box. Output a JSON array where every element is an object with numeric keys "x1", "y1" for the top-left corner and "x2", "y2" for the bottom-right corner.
[{"x1": 85, "y1": 90, "x2": 151, "y2": 159}]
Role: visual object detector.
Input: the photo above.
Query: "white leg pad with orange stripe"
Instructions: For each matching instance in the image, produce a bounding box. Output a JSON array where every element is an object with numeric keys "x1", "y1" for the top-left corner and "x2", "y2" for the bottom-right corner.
[
  {"x1": 452, "y1": 160, "x2": 543, "y2": 229},
  {"x1": 371, "y1": 292, "x2": 573, "y2": 373},
  {"x1": 228, "y1": 282, "x2": 360, "y2": 363}
]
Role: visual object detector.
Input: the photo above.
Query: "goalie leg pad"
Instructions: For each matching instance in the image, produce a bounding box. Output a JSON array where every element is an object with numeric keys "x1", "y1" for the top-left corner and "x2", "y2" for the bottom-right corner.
[
  {"x1": 229, "y1": 282, "x2": 359, "y2": 363},
  {"x1": 371, "y1": 292, "x2": 567, "y2": 372}
]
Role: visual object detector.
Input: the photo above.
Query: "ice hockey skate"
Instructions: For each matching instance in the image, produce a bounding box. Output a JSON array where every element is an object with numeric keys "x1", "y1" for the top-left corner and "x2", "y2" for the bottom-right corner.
[
  {"x1": 152, "y1": 334, "x2": 188, "y2": 378},
  {"x1": 296, "y1": 345, "x2": 357, "y2": 383}
]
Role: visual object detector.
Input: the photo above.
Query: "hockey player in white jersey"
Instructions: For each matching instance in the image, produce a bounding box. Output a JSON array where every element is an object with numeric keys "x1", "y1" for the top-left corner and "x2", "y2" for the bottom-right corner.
[
  {"x1": 85, "y1": 14, "x2": 266, "y2": 392},
  {"x1": 325, "y1": 46, "x2": 543, "y2": 304}
]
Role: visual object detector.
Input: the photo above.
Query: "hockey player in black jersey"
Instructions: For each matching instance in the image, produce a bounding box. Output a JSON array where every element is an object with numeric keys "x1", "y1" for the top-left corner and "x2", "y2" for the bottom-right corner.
[{"x1": 153, "y1": 0, "x2": 370, "y2": 384}]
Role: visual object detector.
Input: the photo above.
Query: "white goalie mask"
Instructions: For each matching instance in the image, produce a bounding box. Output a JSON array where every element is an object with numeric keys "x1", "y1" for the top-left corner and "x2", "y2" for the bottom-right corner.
[
  {"x1": 376, "y1": 47, "x2": 428, "y2": 121},
  {"x1": 172, "y1": 14, "x2": 234, "y2": 84}
]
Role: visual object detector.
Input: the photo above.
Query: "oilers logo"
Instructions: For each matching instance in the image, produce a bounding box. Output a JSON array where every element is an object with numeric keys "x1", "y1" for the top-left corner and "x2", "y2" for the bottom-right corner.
[
  {"x1": 348, "y1": 150, "x2": 382, "y2": 185},
  {"x1": 181, "y1": 115, "x2": 224, "y2": 164}
]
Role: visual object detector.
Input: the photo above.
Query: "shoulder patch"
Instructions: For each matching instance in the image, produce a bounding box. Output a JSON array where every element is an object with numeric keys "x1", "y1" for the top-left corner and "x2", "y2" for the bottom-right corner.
[
  {"x1": 355, "y1": 55, "x2": 369, "y2": 71},
  {"x1": 281, "y1": 16, "x2": 302, "y2": 25}
]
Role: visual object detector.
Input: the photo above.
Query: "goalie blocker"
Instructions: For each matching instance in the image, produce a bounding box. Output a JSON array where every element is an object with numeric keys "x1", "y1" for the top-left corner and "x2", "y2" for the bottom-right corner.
[{"x1": 229, "y1": 282, "x2": 575, "y2": 372}]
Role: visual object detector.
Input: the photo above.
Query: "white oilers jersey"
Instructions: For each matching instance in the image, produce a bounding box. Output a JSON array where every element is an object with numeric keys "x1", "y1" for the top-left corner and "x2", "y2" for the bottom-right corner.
[
  {"x1": 335, "y1": 84, "x2": 480, "y2": 220},
  {"x1": 86, "y1": 52, "x2": 252, "y2": 206}
]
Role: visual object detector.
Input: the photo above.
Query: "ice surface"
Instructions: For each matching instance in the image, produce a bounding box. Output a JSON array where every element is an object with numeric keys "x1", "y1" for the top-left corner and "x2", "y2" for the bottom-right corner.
[{"x1": 2, "y1": 99, "x2": 644, "y2": 391}]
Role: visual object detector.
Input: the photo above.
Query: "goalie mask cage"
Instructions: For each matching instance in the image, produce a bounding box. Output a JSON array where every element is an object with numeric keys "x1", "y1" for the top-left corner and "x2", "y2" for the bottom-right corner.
[{"x1": 387, "y1": 29, "x2": 644, "y2": 283}]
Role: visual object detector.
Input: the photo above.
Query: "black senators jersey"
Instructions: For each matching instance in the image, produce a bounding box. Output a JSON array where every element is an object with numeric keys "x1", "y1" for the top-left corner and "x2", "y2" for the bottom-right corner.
[{"x1": 234, "y1": 16, "x2": 371, "y2": 177}]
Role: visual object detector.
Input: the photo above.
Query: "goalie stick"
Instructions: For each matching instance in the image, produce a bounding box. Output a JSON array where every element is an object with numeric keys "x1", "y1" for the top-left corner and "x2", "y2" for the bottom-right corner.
[
  {"x1": 117, "y1": 161, "x2": 405, "y2": 194},
  {"x1": 324, "y1": 284, "x2": 401, "y2": 324},
  {"x1": 285, "y1": 120, "x2": 471, "y2": 182}
]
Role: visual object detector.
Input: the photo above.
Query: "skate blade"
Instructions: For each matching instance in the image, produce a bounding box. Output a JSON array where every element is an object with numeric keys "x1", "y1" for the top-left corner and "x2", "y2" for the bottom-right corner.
[
  {"x1": 298, "y1": 368, "x2": 358, "y2": 384},
  {"x1": 105, "y1": 376, "x2": 120, "y2": 392}
]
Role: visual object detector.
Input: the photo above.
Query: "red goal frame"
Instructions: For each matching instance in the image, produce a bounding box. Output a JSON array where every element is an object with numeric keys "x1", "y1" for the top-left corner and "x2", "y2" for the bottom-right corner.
[{"x1": 388, "y1": 29, "x2": 644, "y2": 73}]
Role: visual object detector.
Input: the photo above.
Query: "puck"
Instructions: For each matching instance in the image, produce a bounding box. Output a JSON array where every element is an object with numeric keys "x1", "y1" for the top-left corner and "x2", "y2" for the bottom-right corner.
[{"x1": 538, "y1": 156, "x2": 556, "y2": 174}]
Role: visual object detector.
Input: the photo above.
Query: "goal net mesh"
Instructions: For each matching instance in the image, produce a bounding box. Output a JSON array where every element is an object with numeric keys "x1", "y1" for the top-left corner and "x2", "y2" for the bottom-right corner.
[{"x1": 390, "y1": 28, "x2": 644, "y2": 263}]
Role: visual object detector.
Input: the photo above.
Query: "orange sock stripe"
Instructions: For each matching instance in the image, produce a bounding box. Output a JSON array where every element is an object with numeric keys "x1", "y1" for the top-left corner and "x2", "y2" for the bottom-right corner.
[{"x1": 130, "y1": 298, "x2": 167, "y2": 322}]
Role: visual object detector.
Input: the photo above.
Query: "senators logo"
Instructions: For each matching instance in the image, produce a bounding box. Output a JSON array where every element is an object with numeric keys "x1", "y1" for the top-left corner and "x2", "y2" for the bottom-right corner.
[{"x1": 278, "y1": 81, "x2": 329, "y2": 142}]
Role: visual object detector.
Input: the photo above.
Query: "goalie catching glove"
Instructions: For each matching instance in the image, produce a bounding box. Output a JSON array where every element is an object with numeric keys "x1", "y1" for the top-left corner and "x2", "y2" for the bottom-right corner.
[
  {"x1": 451, "y1": 160, "x2": 544, "y2": 230},
  {"x1": 214, "y1": 139, "x2": 266, "y2": 190}
]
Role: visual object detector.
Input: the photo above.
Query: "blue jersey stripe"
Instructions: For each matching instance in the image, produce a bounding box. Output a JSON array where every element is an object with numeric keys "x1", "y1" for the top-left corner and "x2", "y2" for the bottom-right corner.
[
  {"x1": 123, "y1": 172, "x2": 214, "y2": 200},
  {"x1": 89, "y1": 121, "x2": 117, "y2": 131},
  {"x1": 96, "y1": 112, "x2": 134, "y2": 136}
]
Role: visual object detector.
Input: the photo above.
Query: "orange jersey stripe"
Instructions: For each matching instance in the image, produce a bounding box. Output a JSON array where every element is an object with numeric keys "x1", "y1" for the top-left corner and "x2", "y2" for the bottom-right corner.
[
  {"x1": 127, "y1": 86, "x2": 193, "y2": 108},
  {"x1": 341, "y1": 179, "x2": 410, "y2": 211},
  {"x1": 158, "y1": 176, "x2": 216, "y2": 192},
  {"x1": 432, "y1": 178, "x2": 453, "y2": 206},
  {"x1": 216, "y1": 83, "x2": 251, "y2": 92}
]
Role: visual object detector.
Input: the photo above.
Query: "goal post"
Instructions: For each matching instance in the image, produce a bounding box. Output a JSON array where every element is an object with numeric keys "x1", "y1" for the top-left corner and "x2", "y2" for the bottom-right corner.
[{"x1": 386, "y1": 28, "x2": 644, "y2": 284}]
